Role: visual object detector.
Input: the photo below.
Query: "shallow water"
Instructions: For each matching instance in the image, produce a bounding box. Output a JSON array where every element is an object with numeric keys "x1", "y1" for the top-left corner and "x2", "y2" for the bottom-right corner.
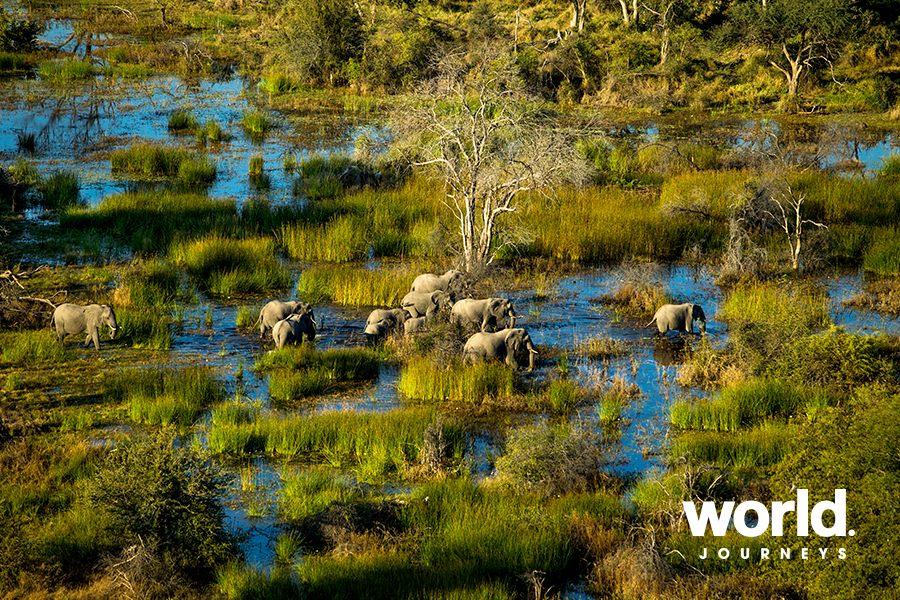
[{"x1": 7, "y1": 43, "x2": 900, "y2": 575}]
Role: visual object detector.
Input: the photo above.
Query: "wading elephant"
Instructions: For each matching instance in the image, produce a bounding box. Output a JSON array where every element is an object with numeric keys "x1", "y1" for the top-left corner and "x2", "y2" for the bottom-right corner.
[
  {"x1": 450, "y1": 298, "x2": 517, "y2": 332},
  {"x1": 410, "y1": 270, "x2": 466, "y2": 295},
  {"x1": 463, "y1": 328, "x2": 538, "y2": 371},
  {"x1": 364, "y1": 308, "x2": 410, "y2": 342},
  {"x1": 648, "y1": 303, "x2": 707, "y2": 336},
  {"x1": 258, "y1": 300, "x2": 314, "y2": 337},
  {"x1": 404, "y1": 316, "x2": 428, "y2": 335},
  {"x1": 51, "y1": 303, "x2": 118, "y2": 350},
  {"x1": 272, "y1": 313, "x2": 316, "y2": 349},
  {"x1": 401, "y1": 290, "x2": 454, "y2": 319}
]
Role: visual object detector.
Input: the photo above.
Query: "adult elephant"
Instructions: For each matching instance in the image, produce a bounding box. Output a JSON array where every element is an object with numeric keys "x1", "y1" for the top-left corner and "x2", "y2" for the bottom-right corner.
[
  {"x1": 450, "y1": 298, "x2": 516, "y2": 332},
  {"x1": 51, "y1": 303, "x2": 118, "y2": 350},
  {"x1": 272, "y1": 313, "x2": 316, "y2": 349},
  {"x1": 401, "y1": 290, "x2": 453, "y2": 319},
  {"x1": 410, "y1": 270, "x2": 466, "y2": 295},
  {"x1": 647, "y1": 303, "x2": 707, "y2": 335},
  {"x1": 463, "y1": 328, "x2": 538, "y2": 371},
  {"x1": 258, "y1": 300, "x2": 314, "y2": 337}
]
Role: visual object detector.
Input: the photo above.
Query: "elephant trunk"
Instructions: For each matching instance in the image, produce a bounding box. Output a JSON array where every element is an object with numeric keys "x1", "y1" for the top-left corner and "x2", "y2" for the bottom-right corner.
[
  {"x1": 698, "y1": 319, "x2": 706, "y2": 334},
  {"x1": 509, "y1": 313, "x2": 516, "y2": 328}
]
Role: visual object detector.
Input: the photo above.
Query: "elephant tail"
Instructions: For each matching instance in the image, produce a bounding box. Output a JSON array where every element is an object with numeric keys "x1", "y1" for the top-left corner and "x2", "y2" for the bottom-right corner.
[{"x1": 646, "y1": 317, "x2": 657, "y2": 328}]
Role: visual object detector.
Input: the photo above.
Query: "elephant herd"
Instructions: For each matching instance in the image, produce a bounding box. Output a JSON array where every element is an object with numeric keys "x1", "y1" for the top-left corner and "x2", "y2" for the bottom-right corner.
[
  {"x1": 50, "y1": 270, "x2": 707, "y2": 371},
  {"x1": 361, "y1": 269, "x2": 538, "y2": 370}
]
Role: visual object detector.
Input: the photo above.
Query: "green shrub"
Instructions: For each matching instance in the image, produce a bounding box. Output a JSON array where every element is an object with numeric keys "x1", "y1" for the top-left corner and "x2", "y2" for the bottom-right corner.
[
  {"x1": 83, "y1": 430, "x2": 234, "y2": 579},
  {"x1": 495, "y1": 423, "x2": 607, "y2": 495}
]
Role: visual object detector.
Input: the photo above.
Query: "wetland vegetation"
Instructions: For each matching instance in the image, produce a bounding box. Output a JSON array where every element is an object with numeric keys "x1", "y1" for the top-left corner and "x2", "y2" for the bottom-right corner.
[{"x1": 2, "y1": 0, "x2": 900, "y2": 598}]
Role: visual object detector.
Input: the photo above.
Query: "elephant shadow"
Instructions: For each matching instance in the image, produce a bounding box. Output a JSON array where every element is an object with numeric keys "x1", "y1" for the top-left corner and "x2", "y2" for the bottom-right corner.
[{"x1": 652, "y1": 337, "x2": 692, "y2": 367}]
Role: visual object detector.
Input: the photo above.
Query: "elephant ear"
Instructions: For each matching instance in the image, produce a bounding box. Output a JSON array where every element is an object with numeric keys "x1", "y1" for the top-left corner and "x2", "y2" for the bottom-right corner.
[{"x1": 685, "y1": 304, "x2": 694, "y2": 331}]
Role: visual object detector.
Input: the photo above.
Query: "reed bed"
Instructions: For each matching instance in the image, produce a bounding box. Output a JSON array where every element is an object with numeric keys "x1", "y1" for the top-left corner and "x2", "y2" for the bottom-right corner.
[
  {"x1": 297, "y1": 265, "x2": 417, "y2": 306},
  {"x1": 520, "y1": 186, "x2": 726, "y2": 263},
  {"x1": 169, "y1": 235, "x2": 291, "y2": 295},
  {"x1": 168, "y1": 110, "x2": 198, "y2": 132},
  {"x1": 0, "y1": 331, "x2": 72, "y2": 365},
  {"x1": 61, "y1": 191, "x2": 239, "y2": 253},
  {"x1": 114, "y1": 308, "x2": 172, "y2": 350},
  {"x1": 721, "y1": 282, "x2": 830, "y2": 339},
  {"x1": 280, "y1": 216, "x2": 370, "y2": 262},
  {"x1": 0, "y1": 52, "x2": 28, "y2": 71},
  {"x1": 216, "y1": 563, "x2": 299, "y2": 599},
  {"x1": 670, "y1": 379, "x2": 829, "y2": 431},
  {"x1": 177, "y1": 157, "x2": 218, "y2": 187},
  {"x1": 113, "y1": 259, "x2": 180, "y2": 308},
  {"x1": 208, "y1": 408, "x2": 460, "y2": 480},
  {"x1": 254, "y1": 347, "x2": 379, "y2": 381},
  {"x1": 544, "y1": 379, "x2": 584, "y2": 414},
  {"x1": 269, "y1": 368, "x2": 335, "y2": 401},
  {"x1": 669, "y1": 421, "x2": 790, "y2": 468},
  {"x1": 38, "y1": 59, "x2": 94, "y2": 81},
  {"x1": 38, "y1": 170, "x2": 81, "y2": 210},
  {"x1": 241, "y1": 110, "x2": 272, "y2": 137},
  {"x1": 235, "y1": 306, "x2": 257, "y2": 330},
  {"x1": 398, "y1": 359, "x2": 519, "y2": 405},
  {"x1": 279, "y1": 468, "x2": 361, "y2": 521},
  {"x1": 107, "y1": 367, "x2": 225, "y2": 411},
  {"x1": 110, "y1": 143, "x2": 192, "y2": 177},
  {"x1": 575, "y1": 335, "x2": 629, "y2": 359}
]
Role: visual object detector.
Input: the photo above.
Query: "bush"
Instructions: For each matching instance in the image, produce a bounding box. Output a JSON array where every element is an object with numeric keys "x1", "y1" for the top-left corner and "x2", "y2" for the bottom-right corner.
[
  {"x1": 495, "y1": 423, "x2": 608, "y2": 496},
  {"x1": 83, "y1": 430, "x2": 234, "y2": 581},
  {"x1": 0, "y1": 10, "x2": 42, "y2": 52}
]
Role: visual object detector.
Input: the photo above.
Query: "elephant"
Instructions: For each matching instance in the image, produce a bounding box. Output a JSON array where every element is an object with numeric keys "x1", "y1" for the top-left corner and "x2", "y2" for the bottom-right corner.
[
  {"x1": 365, "y1": 308, "x2": 409, "y2": 329},
  {"x1": 404, "y1": 316, "x2": 428, "y2": 335},
  {"x1": 401, "y1": 290, "x2": 454, "y2": 319},
  {"x1": 463, "y1": 328, "x2": 538, "y2": 371},
  {"x1": 450, "y1": 298, "x2": 517, "y2": 332},
  {"x1": 272, "y1": 313, "x2": 316, "y2": 349},
  {"x1": 364, "y1": 308, "x2": 409, "y2": 342},
  {"x1": 258, "y1": 300, "x2": 314, "y2": 337},
  {"x1": 51, "y1": 303, "x2": 118, "y2": 350},
  {"x1": 410, "y1": 270, "x2": 466, "y2": 295},
  {"x1": 647, "y1": 303, "x2": 707, "y2": 336}
]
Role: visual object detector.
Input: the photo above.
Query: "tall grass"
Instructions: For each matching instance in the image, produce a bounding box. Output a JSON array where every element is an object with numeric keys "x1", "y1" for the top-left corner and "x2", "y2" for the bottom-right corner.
[
  {"x1": 255, "y1": 346, "x2": 380, "y2": 378},
  {"x1": 169, "y1": 235, "x2": 291, "y2": 295},
  {"x1": 519, "y1": 186, "x2": 726, "y2": 263},
  {"x1": 242, "y1": 110, "x2": 272, "y2": 138},
  {"x1": 279, "y1": 468, "x2": 361, "y2": 521},
  {"x1": 399, "y1": 358, "x2": 520, "y2": 405},
  {"x1": 217, "y1": 563, "x2": 299, "y2": 599},
  {"x1": 61, "y1": 191, "x2": 239, "y2": 253},
  {"x1": 0, "y1": 331, "x2": 73, "y2": 365},
  {"x1": 38, "y1": 171, "x2": 81, "y2": 210},
  {"x1": 0, "y1": 51, "x2": 28, "y2": 71},
  {"x1": 670, "y1": 421, "x2": 790, "y2": 468},
  {"x1": 38, "y1": 59, "x2": 94, "y2": 81},
  {"x1": 108, "y1": 367, "x2": 225, "y2": 426},
  {"x1": 297, "y1": 265, "x2": 416, "y2": 306},
  {"x1": 208, "y1": 408, "x2": 461, "y2": 480},
  {"x1": 670, "y1": 379, "x2": 830, "y2": 431},
  {"x1": 111, "y1": 143, "x2": 192, "y2": 177},
  {"x1": 113, "y1": 259, "x2": 180, "y2": 308},
  {"x1": 168, "y1": 109, "x2": 198, "y2": 132},
  {"x1": 114, "y1": 308, "x2": 172, "y2": 350},
  {"x1": 280, "y1": 216, "x2": 370, "y2": 262}
]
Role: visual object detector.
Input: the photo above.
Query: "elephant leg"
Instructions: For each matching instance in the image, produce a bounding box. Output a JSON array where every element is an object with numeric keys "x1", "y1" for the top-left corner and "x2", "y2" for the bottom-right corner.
[
  {"x1": 84, "y1": 333, "x2": 92, "y2": 348},
  {"x1": 91, "y1": 329, "x2": 101, "y2": 350}
]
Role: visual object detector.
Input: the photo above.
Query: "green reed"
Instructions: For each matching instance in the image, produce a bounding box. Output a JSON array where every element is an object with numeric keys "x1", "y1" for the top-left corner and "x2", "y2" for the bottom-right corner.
[
  {"x1": 114, "y1": 307, "x2": 172, "y2": 350},
  {"x1": 254, "y1": 346, "x2": 379, "y2": 381},
  {"x1": 169, "y1": 235, "x2": 291, "y2": 295},
  {"x1": 110, "y1": 143, "x2": 192, "y2": 177},
  {"x1": 669, "y1": 421, "x2": 790, "y2": 468},
  {"x1": 38, "y1": 59, "x2": 94, "y2": 81},
  {"x1": 297, "y1": 265, "x2": 417, "y2": 306},
  {"x1": 0, "y1": 331, "x2": 73, "y2": 365},
  {"x1": 280, "y1": 216, "x2": 370, "y2": 262},
  {"x1": 399, "y1": 358, "x2": 520, "y2": 405},
  {"x1": 279, "y1": 467, "x2": 362, "y2": 521}
]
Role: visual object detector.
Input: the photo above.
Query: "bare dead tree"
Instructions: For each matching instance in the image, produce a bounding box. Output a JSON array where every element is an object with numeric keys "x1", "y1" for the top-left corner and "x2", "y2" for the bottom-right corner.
[
  {"x1": 764, "y1": 183, "x2": 827, "y2": 272},
  {"x1": 391, "y1": 44, "x2": 589, "y2": 272}
]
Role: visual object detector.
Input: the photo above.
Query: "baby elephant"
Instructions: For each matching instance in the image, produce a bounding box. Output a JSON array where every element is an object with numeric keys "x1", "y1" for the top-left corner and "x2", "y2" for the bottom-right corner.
[
  {"x1": 52, "y1": 303, "x2": 119, "y2": 350},
  {"x1": 272, "y1": 314, "x2": 316, "y2": 349},
  {"x1": 648, "y1": 303, "x2": 706, "y2": 335}
]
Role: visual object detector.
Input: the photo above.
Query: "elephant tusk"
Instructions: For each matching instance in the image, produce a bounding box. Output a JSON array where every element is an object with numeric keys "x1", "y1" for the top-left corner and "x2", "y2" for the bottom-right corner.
[{"x1": 529, "y1": 348, "x2": 538, "y2": 354}]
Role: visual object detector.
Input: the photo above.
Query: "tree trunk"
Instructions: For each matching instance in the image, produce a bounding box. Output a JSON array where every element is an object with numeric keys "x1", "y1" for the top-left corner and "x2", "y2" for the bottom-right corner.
[
  {"x1": 570, "y1": 0, "x2": 586, "y2": 32},
  {"x1": 617, "y1": 0, "x2": 630, "y2": 25}
]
